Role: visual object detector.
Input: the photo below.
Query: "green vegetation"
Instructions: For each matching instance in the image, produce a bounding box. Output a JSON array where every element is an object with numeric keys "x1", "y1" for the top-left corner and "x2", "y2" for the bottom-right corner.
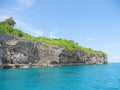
[
  {"x1": 0, "y1": 17, "x2": 107, "y2": 56},
  {"x1": 0, "y1": 17, "x2": 16, "y2": 27}
]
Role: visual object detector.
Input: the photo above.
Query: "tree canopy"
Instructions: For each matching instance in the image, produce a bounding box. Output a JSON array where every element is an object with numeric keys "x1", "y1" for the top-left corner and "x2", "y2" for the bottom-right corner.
[{"x1": 1, "y1": 17, "x2": 16, "y2": 27}]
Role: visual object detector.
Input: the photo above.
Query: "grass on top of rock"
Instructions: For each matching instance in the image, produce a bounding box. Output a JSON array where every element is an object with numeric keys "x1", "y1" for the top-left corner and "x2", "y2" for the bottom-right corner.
[{"x1": 0, "y1": 17, "x2": 107, "y2": 56}]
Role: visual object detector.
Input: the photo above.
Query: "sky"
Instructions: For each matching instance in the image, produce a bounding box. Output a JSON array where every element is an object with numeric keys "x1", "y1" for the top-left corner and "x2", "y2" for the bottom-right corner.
[{"x1": 0, "y1": 0, "x2": 120, "y2": 62}]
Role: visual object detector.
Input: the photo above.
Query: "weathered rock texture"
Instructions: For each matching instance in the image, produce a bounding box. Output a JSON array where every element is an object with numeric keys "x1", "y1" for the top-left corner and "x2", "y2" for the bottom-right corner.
[{"x1": 0, "y1": 33, "x2": 108, "y2": 69}]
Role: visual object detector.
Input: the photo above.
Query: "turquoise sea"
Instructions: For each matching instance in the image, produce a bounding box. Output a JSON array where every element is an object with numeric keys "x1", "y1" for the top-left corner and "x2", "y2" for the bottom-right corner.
[{"x1": 0, "y1": 63, "x2": 120, "y2": 90}]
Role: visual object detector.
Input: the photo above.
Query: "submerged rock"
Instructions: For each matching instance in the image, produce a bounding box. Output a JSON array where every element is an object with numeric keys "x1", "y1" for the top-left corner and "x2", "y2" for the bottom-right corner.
[{"x1": 0, "y1": 33, "x2": 108, "y2": 69}]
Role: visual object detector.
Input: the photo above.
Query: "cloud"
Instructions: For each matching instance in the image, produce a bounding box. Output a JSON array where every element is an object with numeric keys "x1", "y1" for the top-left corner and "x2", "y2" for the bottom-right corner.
[
  {"x1": 17, "y1": 0, "x2": 35, "y2": 7},
  {"x1": 0, "y1": 0, "x2": 34, "y2": 14},
  {"x1": 16, "y1": 20, "x2": 43, "y2": 36},
  {"x1": 109, "y1": 55, "x2": 120, "y2": 62},
  {"x1": 49, "y1": 30, "x2": 58, "y2": 38},
  {"x1": 86, "y1": 37, "x2": 95, "y2": 41},
  {"x1": 0, "y1": 16, "x2": 9, "y2": 21},
  {"x1": 0, "y1": 8, "x2": 20, "y2": 14}
]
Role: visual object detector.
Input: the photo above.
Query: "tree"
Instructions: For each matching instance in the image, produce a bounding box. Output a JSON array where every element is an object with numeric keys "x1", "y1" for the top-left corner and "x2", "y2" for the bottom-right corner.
[{"x1": 5, "y1": 17, "x2": 16, "y2": 27}]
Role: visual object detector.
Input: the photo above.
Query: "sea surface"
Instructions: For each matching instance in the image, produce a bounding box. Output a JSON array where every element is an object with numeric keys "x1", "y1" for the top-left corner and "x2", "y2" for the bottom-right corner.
[{"x1": 0, "y1": 63, "x2": 120, "y2": 90}]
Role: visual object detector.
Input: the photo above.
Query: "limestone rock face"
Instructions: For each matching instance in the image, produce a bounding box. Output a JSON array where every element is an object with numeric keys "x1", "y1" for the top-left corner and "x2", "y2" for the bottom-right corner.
[
  {"x1": 0, "y1": 33, "x2": 108, "y2": 69},
  {"x1": 59, "y1": 50, "x2": 107, "y2": 64}
]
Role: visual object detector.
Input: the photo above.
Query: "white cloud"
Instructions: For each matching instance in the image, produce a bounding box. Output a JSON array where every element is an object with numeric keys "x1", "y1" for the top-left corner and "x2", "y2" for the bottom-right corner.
[
  {"x1": 0, "y1": 8, "x2": 22, "y2": 17},
  {"x1": 0, "y1": 9, "x2": 13, "y2": 14},
  {"x1": 16, "y1": 20, "x2": 43, "y2": 36},
  {"x1": 49, "y1": 30, "x2": 58, "y2": 38},
  {"x1": 86, "y1": 37, "x2": 95, "y2": 41},
  {"x1": 18, "y1": 0, "x2": 35, "y2": 7},
  {"x1": 0, "y1": 0, "x2": 34, "y2": 14},
  {"x1": 109, "y1": 55, "x2": 120, "y2": 62},
  {"x1": 0, "y1": 16, "x2": 9, "y2": 21}
]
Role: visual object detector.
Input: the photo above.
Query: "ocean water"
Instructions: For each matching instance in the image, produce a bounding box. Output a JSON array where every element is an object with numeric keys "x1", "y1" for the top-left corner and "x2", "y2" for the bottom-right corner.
[{"x1": 0, "y1": 63, "x2": 120, "y2": 90}]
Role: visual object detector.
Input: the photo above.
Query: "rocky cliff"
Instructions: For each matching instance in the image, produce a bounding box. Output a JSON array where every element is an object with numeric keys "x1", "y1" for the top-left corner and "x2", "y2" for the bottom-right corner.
[{"x1": 0, "y1": 33, "x2": 108, "y2": 69}]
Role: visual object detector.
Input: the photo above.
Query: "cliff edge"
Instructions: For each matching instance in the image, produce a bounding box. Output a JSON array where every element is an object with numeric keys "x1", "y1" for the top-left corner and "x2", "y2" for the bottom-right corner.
[{"x1": 0, "y1": 33, "x2": 107, "y2": 69}]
